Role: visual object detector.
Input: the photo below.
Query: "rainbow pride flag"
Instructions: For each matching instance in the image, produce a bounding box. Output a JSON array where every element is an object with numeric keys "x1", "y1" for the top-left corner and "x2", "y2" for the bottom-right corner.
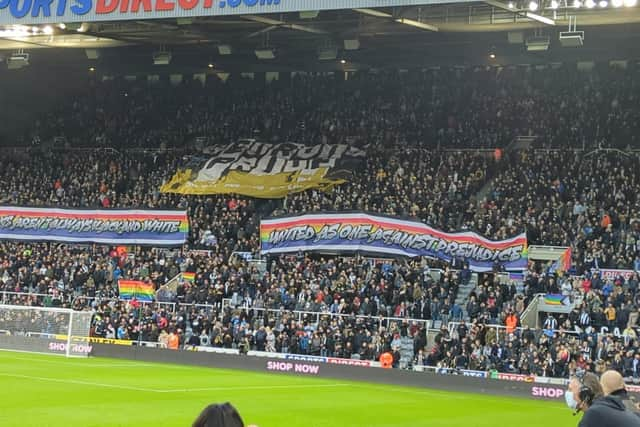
[
  {"x1": 544, "y1": 294, "x2": 566, "y2": 306},
  {"x1": 549, "y1": 247, "x2": 572, "y2": 275},
  {"x1": 118, "y1": 279, "x2": 154, "y2": 302},
  {"x1": 182, "y1": 272, "x2": 195, "y2": 282},
  {"x1": 559, "y1": 247, "x2": 572, "y2": 272}
]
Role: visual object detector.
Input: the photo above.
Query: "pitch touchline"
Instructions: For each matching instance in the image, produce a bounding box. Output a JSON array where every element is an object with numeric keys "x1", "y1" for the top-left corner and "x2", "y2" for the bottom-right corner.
[
  {"x1": 0, "y1": 372, "x2": 159, "y2": 393},
  {"x1": 0, "y1": 353, "x2": 157, "y2": 368},
  {"x1": 159, "y1": 384, "x2": 350, "y2": 393},
  {"x1": 0, "y1": 372, "x2": 349, "y2": 394}
]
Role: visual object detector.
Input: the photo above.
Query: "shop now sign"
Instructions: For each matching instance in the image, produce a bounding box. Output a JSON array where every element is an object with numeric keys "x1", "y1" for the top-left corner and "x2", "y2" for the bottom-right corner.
[{"x1": 266, "y1": 361, "x2": 320, "y2": 375}]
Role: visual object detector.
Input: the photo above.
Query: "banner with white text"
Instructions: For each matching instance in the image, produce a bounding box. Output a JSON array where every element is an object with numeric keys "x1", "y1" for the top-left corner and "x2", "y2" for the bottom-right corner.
[
  {"x1": 261, "y1": 213, "x2": 528, "y2": 272},
  {"x1": 0, "y1": 207, "x2": 188, "y2": 245},
  {"x1": 161, "y1": 141, "x2": 365, "y2": 198}
]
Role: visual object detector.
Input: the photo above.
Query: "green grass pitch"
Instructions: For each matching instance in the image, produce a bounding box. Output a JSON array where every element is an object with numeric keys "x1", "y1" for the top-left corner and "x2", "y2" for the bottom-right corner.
[{"x1": 0, "y1": 351, "x2": 575, "y2": 426}]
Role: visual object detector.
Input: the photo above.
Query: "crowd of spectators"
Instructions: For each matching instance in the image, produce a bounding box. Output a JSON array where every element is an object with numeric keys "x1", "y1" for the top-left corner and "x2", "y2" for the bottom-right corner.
[
  {"x1": 1, "y1": 63, "x2": 640, "y2": 379},
  {"x1": 23, "y1": 64, "x2": 640, "y2": 150}
]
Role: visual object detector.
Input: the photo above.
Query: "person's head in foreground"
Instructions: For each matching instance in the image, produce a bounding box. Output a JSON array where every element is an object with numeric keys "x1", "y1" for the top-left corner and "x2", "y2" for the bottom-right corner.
[
  {"x1": 601, "y1": 369, "x2": 640, "y2": 414},
  {"x1": 192, "y1": 402, "x2": 245, "y2": 427},
  {"x1": 566, "y1": 372, "x2": 603, "y2": 413},
  {"x1": 601, "y1": 370, "x2": 628, "y2": 397},
  {"x1": 566, "y1": 372, "x2": 640, "y2": 427}
]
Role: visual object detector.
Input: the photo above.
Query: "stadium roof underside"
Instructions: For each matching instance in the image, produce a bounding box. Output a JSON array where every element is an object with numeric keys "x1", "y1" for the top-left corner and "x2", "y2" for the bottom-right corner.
[{"x1": 1, "y1": 1, "x2": 640, "y2": 71}]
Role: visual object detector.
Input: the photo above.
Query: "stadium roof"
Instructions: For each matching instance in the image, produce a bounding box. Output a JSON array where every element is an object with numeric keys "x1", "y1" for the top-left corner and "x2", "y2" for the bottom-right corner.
[{"x1": 1, "y1": 3, "x2": 640, "y2": 71}]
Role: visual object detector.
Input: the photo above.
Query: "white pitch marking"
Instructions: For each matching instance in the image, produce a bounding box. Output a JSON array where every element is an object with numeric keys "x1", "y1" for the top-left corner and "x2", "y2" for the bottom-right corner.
[
  {"x1": 0, "y1": 372, "x2": 160, "y2": 393},
  {"x1": 0, "y1": 371, "x2": 350, "y2": 395},
  {"x1": 159, "y1": 383, "x2": 350, "y2": 393},
  {"x1": 0, "y1": 353, "x2": 156, "y2": 368}
]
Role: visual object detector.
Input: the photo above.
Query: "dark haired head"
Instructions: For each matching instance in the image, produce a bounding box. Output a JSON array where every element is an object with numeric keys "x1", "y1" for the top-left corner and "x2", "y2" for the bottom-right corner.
[{"x1": 192, "y1": 402, "x2": 245, "y2": 427}]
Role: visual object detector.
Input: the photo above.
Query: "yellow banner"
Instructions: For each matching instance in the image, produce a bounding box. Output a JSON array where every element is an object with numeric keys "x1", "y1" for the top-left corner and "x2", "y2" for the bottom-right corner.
[
  {"x1": 53, "y1": 335, "x2": 133, "y2": 346},
  {"x1": 89, "y1": 337, "x2": 133, "y2": 346},
  {"x1": 160, "y1": 168, "x2": 344, "y2": 199}
]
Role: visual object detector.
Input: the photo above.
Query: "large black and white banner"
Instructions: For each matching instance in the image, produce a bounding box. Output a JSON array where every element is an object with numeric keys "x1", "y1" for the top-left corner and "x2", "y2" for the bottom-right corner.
[{"x1": 162, "y1": 141, "x2": 365, "y2": 198}]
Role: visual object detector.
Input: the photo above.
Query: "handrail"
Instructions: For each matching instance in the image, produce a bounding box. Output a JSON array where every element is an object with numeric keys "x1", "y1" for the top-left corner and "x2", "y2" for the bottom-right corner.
[
  {"x1": 221, "y1": 299, "x2": 439, "y2": 333},
  {"x1": 520, "y1": 292, "x2": 544, "y2": 328},
  {"x1": 1, "y1": 291, "x2": 71, "y2": 304}
]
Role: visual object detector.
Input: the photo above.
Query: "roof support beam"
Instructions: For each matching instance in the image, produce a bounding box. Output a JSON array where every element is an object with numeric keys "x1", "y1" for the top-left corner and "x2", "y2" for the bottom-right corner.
[
  {"x1": 353, "y1": 8, "x2": 439, "y2": 32},
  {"x1": 242, "y1": 15, "x2": 327, "y2": 34},
  {"x1": 484, "y1": 0, "x2": 555, "y2": 25}
]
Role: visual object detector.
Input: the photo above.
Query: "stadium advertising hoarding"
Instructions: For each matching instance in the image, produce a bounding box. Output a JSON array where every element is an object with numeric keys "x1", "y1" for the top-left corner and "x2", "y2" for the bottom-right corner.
[
  {"x1": 0, "y1": 0, "x2": 469, "y2": 26},
  {"x1": 260, "y1": 213, "x2": 528, "y2": 272},
  {"x1": 0, "y1": 207, "x2": 188, "y2": 245},
  {"x1": 599, "y1": 268, "x2": 635, "y2": 281},
  {"x1": 266, "y1": 360, "x2": 321, "y2": 375},
  {"x1": 161, "y1": 142, "x2": 364, "y2": 199}
]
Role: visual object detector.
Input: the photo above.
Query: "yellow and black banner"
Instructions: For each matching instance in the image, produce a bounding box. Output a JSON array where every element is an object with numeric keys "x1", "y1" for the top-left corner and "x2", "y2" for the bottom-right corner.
[{"x1": 161, "y1": 141, "x2": 365, "y2": 198}]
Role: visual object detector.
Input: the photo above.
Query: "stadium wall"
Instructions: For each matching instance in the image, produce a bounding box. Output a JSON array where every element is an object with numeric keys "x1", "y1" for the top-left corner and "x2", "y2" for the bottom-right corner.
[{"x1": 91, "y1": 343, "x2": 570, "y2": 402}]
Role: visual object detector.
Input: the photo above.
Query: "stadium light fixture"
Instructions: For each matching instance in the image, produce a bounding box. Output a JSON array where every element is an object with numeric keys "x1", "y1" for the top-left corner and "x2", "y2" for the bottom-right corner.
[
  {"x1": 255, "y1": 49, "x2": 276, "y2": 59},
  {"x1": 550, "y1": 0, "x2": 559, "y2": 8},
  {"x1": 217, "y1": 45, "x2": 232, "y2": 55},
  {"x1": 599, "y1": 0, "x2": 608, "y2": 5},
  {"x1": 7, "y1": 50, "x2": 29, "y2": 70},
  {"x1": 43, "y1": 26, "x2": 54, "y2": 35},
  {"x1": 353, "y1": 8, "x2": 392, "y2": 17},
  {"x1": 89, "y1": 67, "x2": 95, "y2": 72},
  {"x1": 529, "y1": 1, "x2": 539, "y2": 10},
  {"x1": 58, "y1": 23, "x2": 66, "y2": 30},
  {"x1": 340, "y1": 59, "x2": 346, "y2": 64},
  {"x1": 525, "y1": 12, "x2": 555, "y2": 24},
  {"x1": 343, "y1": 39, "x2": 360, "y2": 51},
  {"x1": 318, "y1": 47, "x2": 338, "y2": 61},
  {"x1": 585, "y1": 0, "x2": 595, "y2": 7},
  {"x1": 508, "y1": 1, "x2": 515, "y2": 7},
  {"x1": 152, "y1": 50, "x2": 172, "y2": 65},
  {"x1": 395, "y1": 18, "x2": 439, "y2": 32},
  {"x1": 208, "y1": 63, "x2": 214, "y2": 68},
  {"x1": 624, "y1": 0, "x2": 637, "y2": 6},
  {"x1": 611, "y1": 0, "x2": 623, "y2": 5},
  {"x1": 77, "y1": 23, "x2": 89, "y2": 33},
  {"x1": 573, "y1": 0, "x2": 582, "y2": 7}
]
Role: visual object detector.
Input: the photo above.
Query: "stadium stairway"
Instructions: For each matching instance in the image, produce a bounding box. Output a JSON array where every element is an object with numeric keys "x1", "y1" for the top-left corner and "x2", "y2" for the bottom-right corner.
[
  {"x1": 453, "y1": 272, "x2": 478, "y2": 321},
  {"x1": 399, "y1": 336, "x2": 415, "y2": 369},
  {"x1": 509, "y1": 135, "x2": 537, "y2": 151}
]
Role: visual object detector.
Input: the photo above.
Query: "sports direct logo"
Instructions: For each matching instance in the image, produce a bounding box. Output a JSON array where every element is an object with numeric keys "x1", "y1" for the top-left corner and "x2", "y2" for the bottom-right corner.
[{"x1": 0, "y1": 0, "x2": 280, "y2": 20}]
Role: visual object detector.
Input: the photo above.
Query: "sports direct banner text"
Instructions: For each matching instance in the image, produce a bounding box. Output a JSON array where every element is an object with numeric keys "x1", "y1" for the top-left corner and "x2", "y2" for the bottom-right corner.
[
  {"x1": 161, "y1": 141, "x2": 364, "y2": 198},
  {"x1": 261, "y1": 213, "x2": 527, "y2": 272},
  {"x1": 0, "y1": 207, "x2": 188, "y2": 245}
]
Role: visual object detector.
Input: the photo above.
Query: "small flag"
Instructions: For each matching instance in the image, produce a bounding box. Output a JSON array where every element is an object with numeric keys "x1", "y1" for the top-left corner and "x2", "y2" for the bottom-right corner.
[
  {"x1": 182, "y1": 272, "x2": 196, "y2": 282},
  {"x1": 549, "y1": 247, "x2": 572, "y2": 274},
  {"x1": 544, "y1": 294, "x2": 570, "y2": 306},
  {"x1": 118, "y1": 279, "x2": 154, "y2": 302}
]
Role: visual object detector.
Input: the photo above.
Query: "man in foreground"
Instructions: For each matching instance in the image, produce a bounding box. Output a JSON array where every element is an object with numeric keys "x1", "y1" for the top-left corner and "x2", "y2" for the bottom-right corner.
[
  {"x1": 601, "y1": 370, "x2": 640, "y2": 415},
  {"x1": 566, "y1": 372, "x2": 640, "y2": 427}
]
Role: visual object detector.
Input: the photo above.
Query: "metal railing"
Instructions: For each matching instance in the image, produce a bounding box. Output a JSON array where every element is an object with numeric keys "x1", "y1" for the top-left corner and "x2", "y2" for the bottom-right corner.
[
  {"x1": 1, "y1": 291, "x2": 71, "y2": 304},
  {"x1": 221, "y1": 299, "x2": 440, "y2": 333},
  {"x1": 520, "y1": 292, "x2": 543, "y2": 328},
  {"x1": 447, "y1": 321, "x2": 580, "y2": 343}
]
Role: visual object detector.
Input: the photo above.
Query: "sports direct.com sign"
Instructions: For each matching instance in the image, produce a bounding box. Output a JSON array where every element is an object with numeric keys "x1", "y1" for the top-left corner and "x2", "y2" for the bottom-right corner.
[{"x1": 0, "y1": 0, "x2": 470, "y2": 25}]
